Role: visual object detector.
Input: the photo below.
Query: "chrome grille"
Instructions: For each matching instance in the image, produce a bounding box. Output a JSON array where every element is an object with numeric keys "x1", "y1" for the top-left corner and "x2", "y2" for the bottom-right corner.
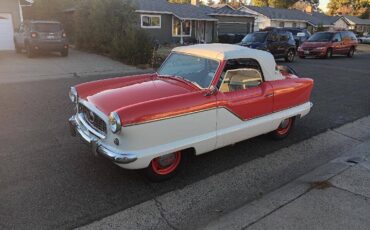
[{"x1": 79, "y1": 104, "x2": 107, "y2": 134}]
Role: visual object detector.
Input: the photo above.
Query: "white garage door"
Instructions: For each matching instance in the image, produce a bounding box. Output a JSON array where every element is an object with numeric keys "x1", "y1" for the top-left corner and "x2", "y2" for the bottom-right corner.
[{"x1": 0, "y1": 13, "x2": 15, "y2": 50}]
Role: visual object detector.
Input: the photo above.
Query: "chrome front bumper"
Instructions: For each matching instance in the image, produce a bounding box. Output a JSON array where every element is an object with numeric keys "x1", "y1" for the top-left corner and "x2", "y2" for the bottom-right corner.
[{"x1": 69, "y1": 115, "x2": 137, "y2": 164}]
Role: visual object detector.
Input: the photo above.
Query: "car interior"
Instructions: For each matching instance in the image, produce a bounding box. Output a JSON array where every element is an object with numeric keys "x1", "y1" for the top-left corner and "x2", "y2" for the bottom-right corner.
[
  {"x1": 217, "y1": 58, "x2": 264, "y2": 92},
  {"x1": 220, "y1": 68, "x2": 263, "y2": 93}
]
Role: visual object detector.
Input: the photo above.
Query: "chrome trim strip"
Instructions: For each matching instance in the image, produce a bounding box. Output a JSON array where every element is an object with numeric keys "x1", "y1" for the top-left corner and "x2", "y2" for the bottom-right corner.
[
  {"x1": 69, "y1": 115, "x2": 137, "y2": 164},
  {"x1": 122, "y1": 101, "x2": 313, "y2": 127}
]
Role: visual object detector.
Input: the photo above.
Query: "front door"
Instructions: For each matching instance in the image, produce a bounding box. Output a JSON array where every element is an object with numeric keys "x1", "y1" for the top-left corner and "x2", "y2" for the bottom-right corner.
[
  {"x1": 332, "y1": 33, "x2": 344, "y2": 54},
  {"x1": 215, "y1": 65, "x2": 274, "y2": 148}
]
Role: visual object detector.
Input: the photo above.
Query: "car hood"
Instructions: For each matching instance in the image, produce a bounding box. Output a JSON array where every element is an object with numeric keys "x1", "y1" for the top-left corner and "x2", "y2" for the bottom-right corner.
[
  {"x1": 240, "y1": 42, "x2": 266, "y2": 49},
  {"x1": 76, "y1": 74, "x2": 199, "y2": 115},
  {"x1": 301, "y1": 41, "x2": 329, "y2": 48}
]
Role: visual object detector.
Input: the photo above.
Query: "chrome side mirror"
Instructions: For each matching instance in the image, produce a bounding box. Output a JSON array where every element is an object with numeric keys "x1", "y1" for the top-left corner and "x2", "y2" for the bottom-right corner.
[{"x1": 205, "y1": 85, "x2": 217, "y2": 97}]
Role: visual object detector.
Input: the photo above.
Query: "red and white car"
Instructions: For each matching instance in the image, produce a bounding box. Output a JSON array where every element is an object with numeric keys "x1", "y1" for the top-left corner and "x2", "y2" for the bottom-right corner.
[{"x1": 69, "y1": 44, "x2": 314, "y2": 181}]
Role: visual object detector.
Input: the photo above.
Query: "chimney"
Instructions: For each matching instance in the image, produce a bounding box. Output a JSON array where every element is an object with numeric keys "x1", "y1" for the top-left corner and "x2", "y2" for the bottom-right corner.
[{"x1": 191, "y1": 0, "x2": 200, "y2": 7}]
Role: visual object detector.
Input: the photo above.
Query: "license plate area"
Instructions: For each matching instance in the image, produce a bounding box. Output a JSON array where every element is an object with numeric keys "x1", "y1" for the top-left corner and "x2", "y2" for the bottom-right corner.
[{"x1": 304, "y1": 50, "x2": 310, "y2": 55}]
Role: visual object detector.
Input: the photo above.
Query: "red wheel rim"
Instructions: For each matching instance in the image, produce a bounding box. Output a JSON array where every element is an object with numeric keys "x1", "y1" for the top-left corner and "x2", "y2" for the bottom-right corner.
[
  {"x1": 276, "y1": 118, "x2": 293, "y2": 135},
  {"x1": 151, "y1": 152, "x2": 181, "y2": 175}
]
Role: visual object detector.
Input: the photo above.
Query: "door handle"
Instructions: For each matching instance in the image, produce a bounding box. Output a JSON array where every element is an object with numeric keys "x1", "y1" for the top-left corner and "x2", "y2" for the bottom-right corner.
[{"x1": 265, "y1": 93, "x2": 273, "y2": 98}]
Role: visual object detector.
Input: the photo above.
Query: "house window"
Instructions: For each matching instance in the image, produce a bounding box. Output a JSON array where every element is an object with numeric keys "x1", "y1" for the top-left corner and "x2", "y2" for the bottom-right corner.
[
  {"x1": 172, "y1": 17, "x2": 191, "y2": 37},
  {"x1": 292, "y1": 22, "x2": 297, "y2": 28},
  {"x1": 141, "y1": 15, "x2": 161, "y2": 28},
  {"x1": 279, "y1": 22, "x2": 284, "y2": 28}
]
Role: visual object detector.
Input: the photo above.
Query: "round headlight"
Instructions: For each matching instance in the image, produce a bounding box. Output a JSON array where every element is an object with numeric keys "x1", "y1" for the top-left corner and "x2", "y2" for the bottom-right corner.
[
  {"x1": 69, "y1": 87, "x2": 78, "y2": 103},
  {"x1": 109, "y1": 112, "x2": 122, "y2": 134}
]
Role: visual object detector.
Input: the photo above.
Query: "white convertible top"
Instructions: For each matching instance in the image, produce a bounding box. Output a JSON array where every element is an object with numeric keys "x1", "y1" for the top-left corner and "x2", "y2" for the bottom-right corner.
[{"x1": 173, "y1": 44, "x2": 285, "y2": 81}]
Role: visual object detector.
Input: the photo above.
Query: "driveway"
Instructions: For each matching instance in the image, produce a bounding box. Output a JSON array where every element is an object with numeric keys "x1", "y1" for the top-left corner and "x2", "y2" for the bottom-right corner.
[{"x1": 0, "y1": 49, "x2": 150, "y2": 84}]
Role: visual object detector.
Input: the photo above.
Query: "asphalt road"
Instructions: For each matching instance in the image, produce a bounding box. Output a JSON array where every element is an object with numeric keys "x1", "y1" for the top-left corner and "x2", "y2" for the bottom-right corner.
[{"x1": 1, "y1": 53, "x2": 370, "y2": 229}]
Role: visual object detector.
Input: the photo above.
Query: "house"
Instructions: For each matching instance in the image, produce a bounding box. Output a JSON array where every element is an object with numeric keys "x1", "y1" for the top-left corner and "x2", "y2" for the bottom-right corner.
[
  {"x1": 0, "y1": 0, "x2": 27, "y2": 50},
  {"x1": 239, "y1": 5, "x2": 339, "y2": 33},
  {"x1": 334, "y1": 15, "x2": 370, "y2": 34},
  {"x1": 136, "y1": 0, "x2": 218, "y2": 44},
  {"x1": 307, "y1": 12, "x2": 340, "y2": 31},
  {"x1": 135, "y1": 0, "x2": 255, "y2": 44}
]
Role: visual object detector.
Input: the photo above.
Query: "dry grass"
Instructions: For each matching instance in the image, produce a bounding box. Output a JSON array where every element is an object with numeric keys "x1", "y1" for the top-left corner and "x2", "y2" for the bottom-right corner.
[{"x1": 357, "y1": 44, "x2": 370, "y2": 53}]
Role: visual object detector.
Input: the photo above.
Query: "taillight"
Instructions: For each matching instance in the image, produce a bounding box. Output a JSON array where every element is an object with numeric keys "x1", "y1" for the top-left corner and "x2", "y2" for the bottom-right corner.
[
  {"x1": 31, "y1": 32, "x2": 38, "y2": 38},
  {"x1": 62, "y1": 32, "x2": 67, "y2": 38}
]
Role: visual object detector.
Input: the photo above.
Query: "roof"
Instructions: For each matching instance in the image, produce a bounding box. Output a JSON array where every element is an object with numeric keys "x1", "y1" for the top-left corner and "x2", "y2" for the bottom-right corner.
[
  {"x1": 173, "y1": 44, "x2": 284, "y2": 81},
  {"x1": 245, "y1": 6, "x2": 311, "y2": 21},
  {"x1": 136, "y1": 0, "x2": 253, "y2": 20},
  {"x1": 136, "y1": 0, "x2": 217, "y2": 21},
  {"x1": 308, "y1": 12, "x2": 339, "y2": 26},
  {"x1": 341, "y1": 15, "x2": 370, "y2": 25},
  {"x1": 243, "y1": 5, "x2": 338, "y2": 26},
  {"x1": 205, "y1": 5, "x2": 255, "y2": 17}
]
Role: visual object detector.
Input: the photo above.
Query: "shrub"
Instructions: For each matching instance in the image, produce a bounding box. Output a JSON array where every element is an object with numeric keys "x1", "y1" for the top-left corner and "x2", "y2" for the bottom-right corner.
[{"x1": 74, "y1": 0, "x2": 153, "y2": 65}]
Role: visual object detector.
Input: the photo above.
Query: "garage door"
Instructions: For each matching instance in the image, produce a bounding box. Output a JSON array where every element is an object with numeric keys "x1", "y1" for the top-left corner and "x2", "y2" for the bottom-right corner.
[
  {"x1": 0, "y1": 13, "x2": 15, "y2": 50},
  {"x1": 218, "y1": 22, "x2": 251, "y2": 35}
]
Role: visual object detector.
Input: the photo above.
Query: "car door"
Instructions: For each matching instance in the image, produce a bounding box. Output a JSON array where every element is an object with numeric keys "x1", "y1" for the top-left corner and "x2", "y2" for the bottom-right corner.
[
  {"x1": 267, "y1": 31, "x2": 280, "y2": 57},
  {"x1": 340, "y1": 32, "x2": 351, "y2": 53},
  {"x1": 276, "y1": 31, "x2": 289, "y2": 57},
  {"x1": 331, "y1": 33, "x2": 343, "y2": 54},
  {"x1": 215, "y1": 64, "x2": 274, "y2": 148}
]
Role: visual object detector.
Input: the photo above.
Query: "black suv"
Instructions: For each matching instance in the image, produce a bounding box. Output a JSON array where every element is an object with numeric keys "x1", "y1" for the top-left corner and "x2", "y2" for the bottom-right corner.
[
  {"x1": 280, "y1": 28, "x2": 311, "y2": 47},
  {"x1": 14, "y1": 20, "x2": 69, "y2": 58},
  {"x1": 239, "y1": 28, "x2": 297, "y2": 62}
]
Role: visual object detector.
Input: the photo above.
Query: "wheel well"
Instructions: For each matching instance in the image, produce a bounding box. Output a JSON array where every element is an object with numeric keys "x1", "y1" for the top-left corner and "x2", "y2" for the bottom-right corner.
[{"x1": 182, "y1": 147, "x2": 196, "y2": 156}]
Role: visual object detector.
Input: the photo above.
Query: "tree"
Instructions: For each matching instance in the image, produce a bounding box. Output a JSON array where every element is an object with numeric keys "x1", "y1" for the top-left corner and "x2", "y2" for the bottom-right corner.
[
  {"x1": 251, "y1": 0, "x2": 297, "y2": 8},
  {"x1": 168, "y1": 0, "x2": 191, "y2": 3},
  {"x1": 327, "y1": 0, "x2": 370, "y2": 17},
  {"x1": 29, "y1": 0, "x2": 74, "y2": 20},
  {"x1": 75, "y1": 0, "x2": 153, "y2": 64}
]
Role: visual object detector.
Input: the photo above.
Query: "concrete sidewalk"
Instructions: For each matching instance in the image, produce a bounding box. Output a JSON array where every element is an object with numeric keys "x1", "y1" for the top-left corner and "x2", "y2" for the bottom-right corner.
[
  {"x1": 78, "y1": 116, "x2": 370, "y2": 230},
  {"x1": 204, "y1": 141, "x2": 370, "y2": 230}
]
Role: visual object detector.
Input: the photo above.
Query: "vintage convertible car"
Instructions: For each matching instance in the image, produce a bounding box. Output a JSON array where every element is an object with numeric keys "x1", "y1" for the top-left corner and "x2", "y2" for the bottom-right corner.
[{"x1": 69, "y1": 44, "x2": 314, "y2": 181}]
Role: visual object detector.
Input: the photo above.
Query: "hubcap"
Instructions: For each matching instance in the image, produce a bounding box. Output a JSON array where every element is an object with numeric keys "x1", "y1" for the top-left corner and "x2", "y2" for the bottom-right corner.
[
  {"x1": 277, "y1": 118, "x2": 292, "y2": 135},
  {"x1": 151, "y1": 152, "x2": 181, "y2": 175}
]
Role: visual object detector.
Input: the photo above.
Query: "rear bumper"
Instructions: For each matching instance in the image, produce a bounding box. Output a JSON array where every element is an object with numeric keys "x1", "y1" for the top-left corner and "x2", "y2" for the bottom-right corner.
[
  {"x1": 29, "y1": 41, "x2": 68, "y2": 51},
  {"x1": 69, "y1": 115, "x2": 137, "y2": 164}
]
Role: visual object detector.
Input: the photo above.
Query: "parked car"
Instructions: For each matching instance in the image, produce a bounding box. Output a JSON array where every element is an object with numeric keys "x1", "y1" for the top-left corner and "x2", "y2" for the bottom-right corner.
[
  {"x1": 68, "y1": 44, "x2": 314, "y2": 181},
  {"x1": 298, "y1": 31, "x2": 358, "y2": 59},
  {"x1": 357, "y1": 34, "x2": 370, "y2": 44},
  {"x1": 239, "y1": 28, "x2": 297, "y2": 62},
  {"x1": 219, "y1": 33, "x2": 246, "y2": 44},
  {"x1": 14, "y1": 20, "x2": 69, "y2": 58},
  {"x1": 280, "y1": 28, "x2": 311, "y2": 47}
]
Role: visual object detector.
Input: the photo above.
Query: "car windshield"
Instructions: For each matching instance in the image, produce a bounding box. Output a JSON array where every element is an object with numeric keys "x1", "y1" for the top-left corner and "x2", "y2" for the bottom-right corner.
[
  {"x1": 158, "y1": 53, "x2": 219, "y2": 89},
  {"x1": 308, "y1": 32, "x2": 334, "y2": 42},
  {"x1": 33, "y1": 23, "x2": 61, "y2": 32},
  {"x1": 242, "y1": 32, "x2": 268, "y2": 43},
  {"x1": 284, "y1": 30, "x2": 300, "y2": 36}
]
